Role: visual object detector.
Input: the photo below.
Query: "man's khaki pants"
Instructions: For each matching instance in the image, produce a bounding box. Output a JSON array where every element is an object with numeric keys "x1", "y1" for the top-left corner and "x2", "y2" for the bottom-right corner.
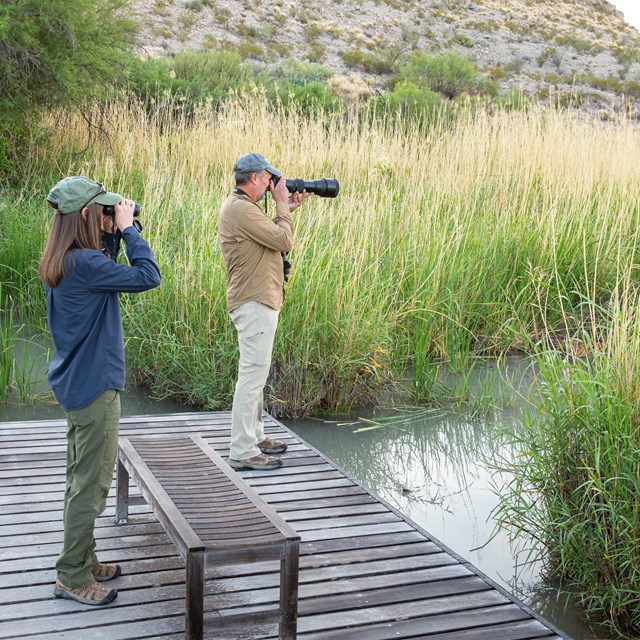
[
  {"x1": 229, "y1": 301, "x2": 279, "y2": 461},
  {"x1": 56, "y1": 389, "x2": 120, "y2": 588}
]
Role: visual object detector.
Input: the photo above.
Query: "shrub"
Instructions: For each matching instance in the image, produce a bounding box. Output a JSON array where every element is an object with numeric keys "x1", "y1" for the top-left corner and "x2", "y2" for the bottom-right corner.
[
  {"x1": 555, "y1": 32, "x2": 598, "y2": 54},
  {"x1": 538, "y1": 46, "x2": 562, "y2": 69},
  {"x1": 237, "y1": 42, "x2": 265, "y2": 60},
  {"x1": 0, "y1": 0, "x2": 138, "y2": 178},
  {"x1": 273, "y1": 81, "x2": 345, "y2": 117},
  {"x1": 365, "y1": 80, "x2": 445, "y2": 125},
  {"x1": 303, "y1": 22, "x2": 323, "y2": 42},
  {"x1": 341, "y1": 46, "x2": 401, "y2": 75},
  {"x1": 130, "y1": 50, "x2": 258, "y2": 107},
  {"x1": 306, "y1": 44, "x2": 326, "y2": 63},
  {"x1": 584, "y1": 74, "x2": 624, "y2": 94},
  {"x1": 399, "y1": 51, "x2": 486, "y2": 98},
  {"x1": 452, "y1": 33, "x2": 474, "y2": 48},
  {"x1": 279, "y1": 59, "x2": 334, "y2": 86}
]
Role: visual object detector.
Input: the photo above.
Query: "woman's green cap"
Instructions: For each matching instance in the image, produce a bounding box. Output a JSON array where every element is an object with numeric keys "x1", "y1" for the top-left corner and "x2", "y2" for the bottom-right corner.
[{"x1": 47, "y1": 176, "x2": 122, "y2": 215}]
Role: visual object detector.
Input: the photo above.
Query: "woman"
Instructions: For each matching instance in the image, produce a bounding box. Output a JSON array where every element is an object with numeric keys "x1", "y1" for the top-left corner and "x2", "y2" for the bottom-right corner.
[{"x1": 40, "y1": 176, "x2": 161, "y2": 606}]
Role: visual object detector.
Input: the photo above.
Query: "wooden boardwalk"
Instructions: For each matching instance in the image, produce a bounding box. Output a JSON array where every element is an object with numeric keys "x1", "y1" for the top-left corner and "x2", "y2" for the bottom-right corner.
[{"x1": 0, "y1": 411, "x2": 570, "y2": 640}]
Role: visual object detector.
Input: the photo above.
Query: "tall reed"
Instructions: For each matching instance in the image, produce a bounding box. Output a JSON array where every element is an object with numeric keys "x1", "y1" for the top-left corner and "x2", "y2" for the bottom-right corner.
[
  {"x1": 2, "y1": 96, "x2": 640, "y2": 414},
  {"x1": 493, "y1": 288, "x2": 640, "y2": 635}
]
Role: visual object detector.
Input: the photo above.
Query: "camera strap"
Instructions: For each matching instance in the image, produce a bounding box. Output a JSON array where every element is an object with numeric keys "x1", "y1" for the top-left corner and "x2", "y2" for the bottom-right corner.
[
  {"x1": 101, "y1": 215, "x2": 123, "y2": 262},
  {"x1": 246, "y1": 185, "x2": 291, "y2": 282},
  {"x1": 101, "y1": 230, "x2": 122, "y2": 261}
]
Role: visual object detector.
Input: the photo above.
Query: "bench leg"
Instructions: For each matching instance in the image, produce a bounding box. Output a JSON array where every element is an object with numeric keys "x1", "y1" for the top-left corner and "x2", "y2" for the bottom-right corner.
[
  {"x1": 279, "y1": 540, "x2": 299, "y2": 640},
  {"x1": 186, "y1": 550, "x2": 204, "y2": 640},
  {"x1": 116, "y1": 456, "x2": 130, "y2": 525}
]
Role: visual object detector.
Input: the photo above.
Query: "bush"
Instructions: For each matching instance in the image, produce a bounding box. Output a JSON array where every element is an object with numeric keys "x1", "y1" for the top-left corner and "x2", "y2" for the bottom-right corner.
[
  {"x1": 279, "y1": 59, "x2": 334, "y2": 86},
  {"x1": 367, "y1": 80, "x2": 444, "y2": 122},
  {"x1": 399, "y1": 51, "x2": 488, "y2": 98},
  {"x1": 130, "y1": 50, "x2": 258, "y2": 107},
  {"x1": 274, "y1": 82, "x2": 345, "y2": 117},
  {"x1": 341, "y1": 47, "x2": 401, "y2": 75}
]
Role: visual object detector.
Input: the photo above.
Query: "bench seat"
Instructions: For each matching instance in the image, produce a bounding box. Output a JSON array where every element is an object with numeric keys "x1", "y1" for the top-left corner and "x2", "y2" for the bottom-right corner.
[{"x1": 116, "y1": 434, "x2": 300, "y2": 640}]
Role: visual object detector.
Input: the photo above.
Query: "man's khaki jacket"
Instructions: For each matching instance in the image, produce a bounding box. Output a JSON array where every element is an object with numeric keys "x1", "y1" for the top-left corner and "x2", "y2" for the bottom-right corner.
[{"x1": 218, "y1": 192, "x2": 293, "y2": 312}]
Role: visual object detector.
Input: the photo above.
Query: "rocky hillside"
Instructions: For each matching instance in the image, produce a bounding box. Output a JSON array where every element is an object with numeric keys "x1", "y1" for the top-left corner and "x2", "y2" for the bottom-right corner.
[{"x1": 134, "y1": 0, "x2": 640, "y2": 116}]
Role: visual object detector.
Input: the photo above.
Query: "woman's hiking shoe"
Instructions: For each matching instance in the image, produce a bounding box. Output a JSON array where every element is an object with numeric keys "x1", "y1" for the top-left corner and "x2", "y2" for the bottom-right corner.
[
  {"x1": 258, "y1": 438, "x2": 288, "y2": 454},
  {"x1": 92, "y1": 563, "x2": 121, "y2": 582},
  {"x1": 53, "y1": 579, "x2": 117, "y2": 606},
  {"x1": 228, "y1": 453, "x2": 283, "y2": 470}
]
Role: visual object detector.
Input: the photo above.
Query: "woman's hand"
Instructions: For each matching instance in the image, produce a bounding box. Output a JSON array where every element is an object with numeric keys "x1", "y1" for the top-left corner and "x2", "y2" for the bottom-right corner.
[{"x1": 113, "y1": 199, "x2": 135, "y2": 231}]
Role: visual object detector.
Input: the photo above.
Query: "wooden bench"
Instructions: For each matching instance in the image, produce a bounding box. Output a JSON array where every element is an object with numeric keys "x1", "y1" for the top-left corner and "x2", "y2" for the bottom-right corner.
[{"x1": 115, "y1": 434, "x2": 300, "y2": 640}]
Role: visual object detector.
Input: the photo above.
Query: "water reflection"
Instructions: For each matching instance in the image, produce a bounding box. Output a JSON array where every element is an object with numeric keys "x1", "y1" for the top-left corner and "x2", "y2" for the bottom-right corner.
[
  {"x1": 288, "y1": 411, "x2": 531, "y2": 584},
  {"x1": 287, "y1": 364, "x2": 614, "y2": 640},
  {"x1": 0, "y1": 324, "x2": 193, "y2": 422}
]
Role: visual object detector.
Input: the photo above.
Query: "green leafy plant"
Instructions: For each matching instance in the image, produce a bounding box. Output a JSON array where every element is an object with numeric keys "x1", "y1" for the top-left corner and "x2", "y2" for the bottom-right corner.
[{"x1": 400, "y1": 51, "x2": 493, "y2": 98}]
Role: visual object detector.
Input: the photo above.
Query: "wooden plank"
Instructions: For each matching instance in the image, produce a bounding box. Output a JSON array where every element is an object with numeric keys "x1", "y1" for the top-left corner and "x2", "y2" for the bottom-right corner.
[
  {"x1": 301, "y1": 606, "x2": 554, "y2": 640},
  {"x1": 0, "y1": 412, "x2": 571, "y2": 640}
]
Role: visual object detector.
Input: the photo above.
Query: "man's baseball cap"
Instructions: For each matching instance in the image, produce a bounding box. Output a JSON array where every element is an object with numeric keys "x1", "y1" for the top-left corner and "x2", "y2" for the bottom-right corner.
[
  {"x1": 233, "y1": 153, "x2": 282, "y2": 178},
  {"x1": 47, "y1": 176, "x2": 122, "y2": 215}
]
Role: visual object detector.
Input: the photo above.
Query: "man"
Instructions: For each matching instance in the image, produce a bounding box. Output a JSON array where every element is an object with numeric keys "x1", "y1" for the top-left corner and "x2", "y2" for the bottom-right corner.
[{"x1": 218, "y1": 153, "x2": 309, "y2": 470}]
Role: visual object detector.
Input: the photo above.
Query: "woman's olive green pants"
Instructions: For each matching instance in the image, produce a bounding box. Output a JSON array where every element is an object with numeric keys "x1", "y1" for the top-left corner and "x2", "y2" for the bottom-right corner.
[{"x1": 55, "y1": 390, "x2": 120, "y2": 588}]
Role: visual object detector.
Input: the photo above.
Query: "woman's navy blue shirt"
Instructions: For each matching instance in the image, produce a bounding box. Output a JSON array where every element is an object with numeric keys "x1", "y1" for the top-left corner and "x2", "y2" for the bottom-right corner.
[{"x1": 46, "y1": 227, "x2": 161, "y2": 411}]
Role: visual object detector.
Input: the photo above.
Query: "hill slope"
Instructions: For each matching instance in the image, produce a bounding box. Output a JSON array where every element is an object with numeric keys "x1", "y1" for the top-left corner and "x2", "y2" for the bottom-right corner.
[{"x1": 134, "y1": 0, "x2": 640, "y2": 116}]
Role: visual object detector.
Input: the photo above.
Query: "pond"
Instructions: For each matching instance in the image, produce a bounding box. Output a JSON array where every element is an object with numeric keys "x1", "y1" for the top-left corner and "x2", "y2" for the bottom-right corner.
[
  {"x1": 0, "y1": 327, "x2": 614, "y2": 639},
  {"x1": 285, "y1": 358, "x2": 615, "y2": 640},
  {"x1": 0, "y1": 322, "x2": 192, "y2": 421}
]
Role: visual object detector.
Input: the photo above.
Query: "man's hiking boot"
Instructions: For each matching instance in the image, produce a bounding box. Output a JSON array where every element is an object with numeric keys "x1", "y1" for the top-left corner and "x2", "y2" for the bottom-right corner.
[
  {"x1": 258, "y1": 438, "x2": 288, "y2": 454},
  {"x1": 92, "y1": 563, "x2": 121, "y2": 582},
  {"x1": 53, "y1": 579, "x2": 117, "y2": 606},
  {"x1": 228, "y1": 453, "x2": 283, "y2": 470}
]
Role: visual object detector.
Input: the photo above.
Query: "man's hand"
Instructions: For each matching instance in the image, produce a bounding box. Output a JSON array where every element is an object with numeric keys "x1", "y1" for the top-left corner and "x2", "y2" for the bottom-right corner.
[
  {"x1": 270, "y1": 177, "x2": 312, "y2": 212},
  {"x1": 287, "y1": 189, "x2": 311, "y2": 212},
  {"x1": 270, "y1": 175, "x2": 290, "y2": 205}
]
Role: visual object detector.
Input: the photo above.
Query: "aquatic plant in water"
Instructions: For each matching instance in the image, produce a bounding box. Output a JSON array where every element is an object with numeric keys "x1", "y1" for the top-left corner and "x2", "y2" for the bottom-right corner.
[{"x1": 493, "y1": 296, "x2": 640, "y2": 636}]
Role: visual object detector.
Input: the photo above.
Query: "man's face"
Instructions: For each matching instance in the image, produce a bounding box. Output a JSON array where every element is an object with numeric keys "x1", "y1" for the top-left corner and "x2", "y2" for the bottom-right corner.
[{"x1": 257, "y1": 170, "x2": 273, "y2": 200}]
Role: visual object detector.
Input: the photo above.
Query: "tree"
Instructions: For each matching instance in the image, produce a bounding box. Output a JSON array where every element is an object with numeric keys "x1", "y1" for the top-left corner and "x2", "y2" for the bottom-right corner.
[{"x1": 0, "y1": 0, "x2": 139, "y2": 175}]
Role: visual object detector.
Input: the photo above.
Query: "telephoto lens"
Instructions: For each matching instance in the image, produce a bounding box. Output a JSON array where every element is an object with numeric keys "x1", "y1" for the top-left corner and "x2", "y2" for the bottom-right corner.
[{"x1": 273, "y1": 176, "x2": 340, "y2": 198}]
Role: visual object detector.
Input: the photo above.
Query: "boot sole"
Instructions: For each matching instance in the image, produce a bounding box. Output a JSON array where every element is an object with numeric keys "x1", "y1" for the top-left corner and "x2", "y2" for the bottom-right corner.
[
  {"x1": 228, "y1": 459, "x2": 283, "y2": 470},
  {"x1": 258, "y1": 445, "x2": 288, "y2": 454}
]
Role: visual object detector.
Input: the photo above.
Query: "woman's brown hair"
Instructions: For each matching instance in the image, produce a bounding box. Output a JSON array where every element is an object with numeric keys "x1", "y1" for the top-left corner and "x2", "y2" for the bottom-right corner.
[{"x1": 39, "y1": 204, "x2": 103, "y2": 288}]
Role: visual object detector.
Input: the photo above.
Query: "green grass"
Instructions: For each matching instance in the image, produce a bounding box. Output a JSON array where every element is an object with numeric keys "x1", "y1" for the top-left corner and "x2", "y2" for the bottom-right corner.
[
  {"x1": 492, "y1": 291, "x2": 640, "y2": 636},
  {"x1": 2, "y1": 95, "x2": 640, "y2": 417},
  {"x1": 3, "y1": 91, "x2": 640, "y2": 631}
]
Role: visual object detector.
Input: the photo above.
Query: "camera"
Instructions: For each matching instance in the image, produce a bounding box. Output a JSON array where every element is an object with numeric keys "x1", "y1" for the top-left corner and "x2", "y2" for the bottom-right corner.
[
  {"x1": 272, "y1": 176, "x2": 339, "y2": 198},
  {"x1": 101, "y1": 203, "x2": 142, "y2": 261}
]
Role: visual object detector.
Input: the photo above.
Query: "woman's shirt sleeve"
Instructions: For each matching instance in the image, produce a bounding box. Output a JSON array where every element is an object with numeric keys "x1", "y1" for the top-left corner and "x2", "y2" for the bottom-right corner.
[{"x1": 82, "y1": 227, "x2": 161, "y2": 293}]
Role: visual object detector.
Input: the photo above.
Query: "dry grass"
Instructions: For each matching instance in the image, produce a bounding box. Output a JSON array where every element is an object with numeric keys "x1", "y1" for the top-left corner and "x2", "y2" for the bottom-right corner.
[{"x1": 13, "y1": 96, "x2": 637, "y2": 412}]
